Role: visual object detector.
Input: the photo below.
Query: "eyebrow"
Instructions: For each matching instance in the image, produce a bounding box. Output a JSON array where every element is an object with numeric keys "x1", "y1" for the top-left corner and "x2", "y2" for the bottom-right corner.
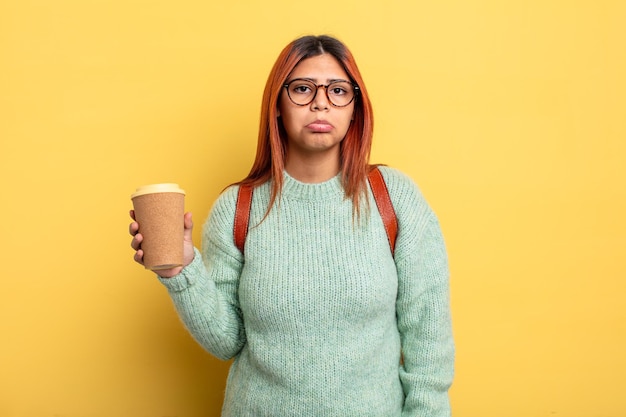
[{"x1": 287, "y1": 77, "x2": 351, "y2": 84}]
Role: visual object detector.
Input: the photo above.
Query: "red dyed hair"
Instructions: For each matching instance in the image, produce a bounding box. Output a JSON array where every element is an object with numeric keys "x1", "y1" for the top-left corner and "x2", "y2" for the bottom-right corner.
[{"x1": 237, "y1": 35, "x2": 374, "y2": 216}]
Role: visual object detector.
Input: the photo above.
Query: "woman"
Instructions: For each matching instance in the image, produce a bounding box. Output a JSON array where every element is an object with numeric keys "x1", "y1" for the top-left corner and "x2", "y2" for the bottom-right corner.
[{"x1": 130, "y1": 35, "x2": 454, "y2": 416}]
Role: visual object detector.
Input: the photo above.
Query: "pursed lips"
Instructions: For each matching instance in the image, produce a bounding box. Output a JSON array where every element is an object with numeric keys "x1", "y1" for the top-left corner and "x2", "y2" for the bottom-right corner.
[{"x1": 306, "y1": 119, "x2": 333, "y2": 133}]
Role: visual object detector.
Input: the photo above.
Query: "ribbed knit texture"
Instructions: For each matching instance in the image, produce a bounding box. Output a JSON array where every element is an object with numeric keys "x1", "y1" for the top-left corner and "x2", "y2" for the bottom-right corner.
[{"x1": 159, "y1": 166, "x2": 454, "y2": 417}]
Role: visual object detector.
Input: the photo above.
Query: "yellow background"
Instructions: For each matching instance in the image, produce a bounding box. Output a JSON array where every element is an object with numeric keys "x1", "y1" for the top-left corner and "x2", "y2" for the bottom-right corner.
[{"x1": 1, "y1": 0, "x2": 624, "y2": 416}]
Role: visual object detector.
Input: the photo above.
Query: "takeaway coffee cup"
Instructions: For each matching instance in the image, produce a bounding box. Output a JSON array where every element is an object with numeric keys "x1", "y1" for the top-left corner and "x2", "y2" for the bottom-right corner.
[{"x1": 131, "y1": 183, "x2": 186, "y2": 271}]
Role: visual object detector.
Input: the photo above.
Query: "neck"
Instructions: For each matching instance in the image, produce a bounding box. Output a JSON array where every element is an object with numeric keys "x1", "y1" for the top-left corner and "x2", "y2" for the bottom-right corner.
[{"x1": 285, "y1": 151, "x2": 340, "y2": 183}]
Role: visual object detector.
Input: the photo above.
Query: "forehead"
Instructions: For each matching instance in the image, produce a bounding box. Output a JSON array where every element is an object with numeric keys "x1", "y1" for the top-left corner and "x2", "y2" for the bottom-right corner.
[{"x1": 289, "y1": 53, "x2": 349, "y2": 82}]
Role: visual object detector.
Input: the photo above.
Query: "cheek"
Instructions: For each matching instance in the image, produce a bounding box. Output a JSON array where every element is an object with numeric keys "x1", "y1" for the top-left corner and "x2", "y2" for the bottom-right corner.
[
  {"x1": 277, "y1": 96, "x2": 295, "y2": 124},
  {"x1": 277, "y1": 108, "x2": 300, "y2": 139},
  {"x1": 337, "y1": 109, "x2": 355, "y2": 133}
]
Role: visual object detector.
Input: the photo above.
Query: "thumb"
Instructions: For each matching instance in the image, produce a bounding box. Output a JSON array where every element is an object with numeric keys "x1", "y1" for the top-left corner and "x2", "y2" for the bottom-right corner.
[{"x1": 183, "y1": 212, "x2": 194, "y2": 238}]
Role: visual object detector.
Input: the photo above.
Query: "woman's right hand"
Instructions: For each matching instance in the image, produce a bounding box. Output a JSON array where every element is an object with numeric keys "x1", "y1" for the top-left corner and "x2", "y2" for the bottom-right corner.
[{"x1": 129, "y1": 210, "x2": 196, "y2": 278}]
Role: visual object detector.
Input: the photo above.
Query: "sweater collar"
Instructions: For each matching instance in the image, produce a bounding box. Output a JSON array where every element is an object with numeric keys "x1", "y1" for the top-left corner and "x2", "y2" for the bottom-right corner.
[{"x1": 280, "y1": 170, "x2": 345, "y2": 201}]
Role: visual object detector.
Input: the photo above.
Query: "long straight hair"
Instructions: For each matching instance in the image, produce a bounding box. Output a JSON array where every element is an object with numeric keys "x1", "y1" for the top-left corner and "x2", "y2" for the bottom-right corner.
[{"x1": 237, "y1": 35, "x2": 374, "y2": 217}]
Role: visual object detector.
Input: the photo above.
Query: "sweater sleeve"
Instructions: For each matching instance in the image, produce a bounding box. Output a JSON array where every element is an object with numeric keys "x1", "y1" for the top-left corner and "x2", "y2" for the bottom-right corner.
[
  {"x1": 157, "y1": 185, "x2": 246, "y2": 360},
  {"x1": 381, "y1": 167, "x2": 455, "y2": 417}
]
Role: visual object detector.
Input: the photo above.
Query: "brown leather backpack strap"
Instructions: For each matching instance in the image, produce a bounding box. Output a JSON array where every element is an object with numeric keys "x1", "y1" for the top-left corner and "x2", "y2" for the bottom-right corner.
[
  {"x1": 234, "y1": 184, "x2": 253, "y2": 254},
  {"x1": 368, "y1": 167, "x2": 398, "y2": 256}
]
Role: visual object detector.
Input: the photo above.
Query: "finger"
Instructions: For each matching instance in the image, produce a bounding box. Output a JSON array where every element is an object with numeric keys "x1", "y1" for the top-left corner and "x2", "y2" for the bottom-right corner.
[
  {"x1": 129, "y1": 221, "x2": 139, "y2": 236},
  {"x1": 184, "y1": 212, "x2": 193, "y2": 230},
  {"x1": 131, "y1": 233, "x2": 143, "y2": 251},
  {"x1": 130, "y1": 210, "x2": 136, "y2": 221},
  {"x1": 183, "y1": 212, "x2": 194, "y2": 240},
  {"x1": 134, "y1": 249, "x2": 145, "y2": 265}
]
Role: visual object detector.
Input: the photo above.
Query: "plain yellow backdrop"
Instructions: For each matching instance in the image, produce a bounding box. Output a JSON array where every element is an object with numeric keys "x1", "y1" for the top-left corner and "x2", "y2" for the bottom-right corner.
[{"x1": 1, "y1": 0, "x2": 625, "y2": 416}]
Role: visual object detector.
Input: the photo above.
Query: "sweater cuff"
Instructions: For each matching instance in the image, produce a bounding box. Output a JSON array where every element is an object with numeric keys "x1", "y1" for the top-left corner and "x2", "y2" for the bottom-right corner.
[{"x1": 156, "y1": 248, "x2": 203, "y2": 292}]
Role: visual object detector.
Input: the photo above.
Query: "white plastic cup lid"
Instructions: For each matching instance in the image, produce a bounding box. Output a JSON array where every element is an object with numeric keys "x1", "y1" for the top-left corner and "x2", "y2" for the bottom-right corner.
[{"x1": 131, "y1": 183, "x2": 186, "y2": 199}]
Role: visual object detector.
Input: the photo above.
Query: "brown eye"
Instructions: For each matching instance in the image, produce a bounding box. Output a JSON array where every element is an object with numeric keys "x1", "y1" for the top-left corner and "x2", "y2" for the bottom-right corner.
[{"x1": 293, "y1": 85, "x2": 312, "y2": 94}]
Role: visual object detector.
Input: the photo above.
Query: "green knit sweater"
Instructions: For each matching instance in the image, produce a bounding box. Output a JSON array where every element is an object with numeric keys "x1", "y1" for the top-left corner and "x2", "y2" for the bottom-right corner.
[{"x1": 159, "y1": 166, "x2": 454, "y2": 416}]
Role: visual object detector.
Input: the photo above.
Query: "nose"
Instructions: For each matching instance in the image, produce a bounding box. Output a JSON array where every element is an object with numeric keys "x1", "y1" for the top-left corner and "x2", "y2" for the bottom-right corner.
[{"x1": 311, "y1": 85, "x2": 330, "y2": 110}]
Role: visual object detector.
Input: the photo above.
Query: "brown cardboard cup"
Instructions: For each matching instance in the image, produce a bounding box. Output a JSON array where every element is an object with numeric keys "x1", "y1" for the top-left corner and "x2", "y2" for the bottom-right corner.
[{"x1": 131, "y1": 183, "x2": 186, "y2": 271}]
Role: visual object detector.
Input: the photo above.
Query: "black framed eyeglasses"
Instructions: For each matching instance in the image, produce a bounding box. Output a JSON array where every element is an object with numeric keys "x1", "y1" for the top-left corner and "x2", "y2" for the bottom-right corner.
[{"x1": 283, "y1": 78, "x2": 359, "y2": 107}]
